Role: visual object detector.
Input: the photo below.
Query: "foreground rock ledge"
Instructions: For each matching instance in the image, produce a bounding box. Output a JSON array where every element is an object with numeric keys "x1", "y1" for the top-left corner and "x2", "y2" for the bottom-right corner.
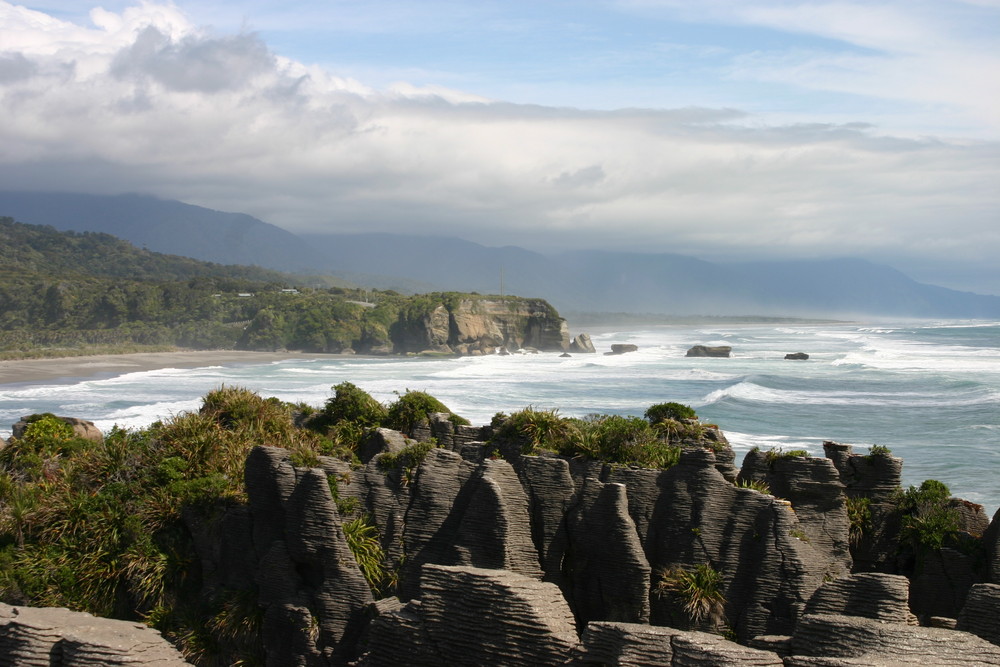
[{"x1": 0, "y1": 602, "x2": 191, "y2": 666}]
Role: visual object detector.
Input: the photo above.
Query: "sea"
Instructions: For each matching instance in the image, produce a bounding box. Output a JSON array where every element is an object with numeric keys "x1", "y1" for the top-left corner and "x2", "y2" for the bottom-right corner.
[{"x1": 1, "y1": 320, "x2": 998, "y2": 515}]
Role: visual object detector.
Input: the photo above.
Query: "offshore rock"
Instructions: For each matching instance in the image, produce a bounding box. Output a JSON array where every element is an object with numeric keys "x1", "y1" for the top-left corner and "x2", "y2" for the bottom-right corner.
[
  {"x1": 785, "y1": 352, "x2": 810, "y2": 360},
  {"x1": 0, "y1": 602, "x2": 190, "y2": 666},
  {"x1": 606, "y1": 343, "x2": 639, "y2": 355},
  {"x1": 686, "y1": 345, "x2": 732, "y2": 357},
  {"x1": 570, "y1": 333, "x2": 597, "y2": 353}
]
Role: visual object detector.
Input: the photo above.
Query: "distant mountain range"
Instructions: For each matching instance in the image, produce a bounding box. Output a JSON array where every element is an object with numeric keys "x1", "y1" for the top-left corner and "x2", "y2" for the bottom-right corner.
[{"x1": 2, "y1": 191, "x2": 998, "y2": 319}]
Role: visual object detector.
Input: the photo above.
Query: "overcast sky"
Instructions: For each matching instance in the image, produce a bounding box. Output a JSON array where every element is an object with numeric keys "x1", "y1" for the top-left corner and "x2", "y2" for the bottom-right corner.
[{"x1": 1, "y1": 1, "x2": 999, "y2": 294}]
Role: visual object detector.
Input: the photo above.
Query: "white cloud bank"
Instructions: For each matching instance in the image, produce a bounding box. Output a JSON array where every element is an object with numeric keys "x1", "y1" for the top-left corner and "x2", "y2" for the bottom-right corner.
[{"x1": 1, "y1": 1, "x2": 998, "y2": 292}]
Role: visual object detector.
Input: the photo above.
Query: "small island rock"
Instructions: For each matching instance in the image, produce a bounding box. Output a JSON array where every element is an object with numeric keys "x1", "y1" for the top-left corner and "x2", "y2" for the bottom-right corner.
[
  {"x1": 785, "y1": 352, "x2": 809, "y2": 360},
  {"x1": 686, "y1": 345, "x2": 732, "y2": 358},
  {"x1": 570, "y1": 333, "x2": 597, "y2": 354}
]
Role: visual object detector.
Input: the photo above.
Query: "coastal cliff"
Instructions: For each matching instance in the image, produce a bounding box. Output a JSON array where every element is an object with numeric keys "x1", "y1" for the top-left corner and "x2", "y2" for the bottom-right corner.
[
  {"x1": 386, "y1": 295, "x2": 570, "y2": 355},
  {"x1": 3, "y1": 393, "x2": 1000, "y2": 666}
]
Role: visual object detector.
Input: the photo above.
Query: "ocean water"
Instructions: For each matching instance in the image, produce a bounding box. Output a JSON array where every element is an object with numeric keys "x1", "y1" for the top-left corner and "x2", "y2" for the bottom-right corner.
[{"x1": 1, "y1": 320, "x2": 998, "y2": 514}]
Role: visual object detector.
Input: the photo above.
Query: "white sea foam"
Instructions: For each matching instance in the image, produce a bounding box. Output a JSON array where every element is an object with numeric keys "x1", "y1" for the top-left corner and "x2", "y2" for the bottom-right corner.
[{"x1": 700, "y1": 380, "x2": 996, "y2": 408}]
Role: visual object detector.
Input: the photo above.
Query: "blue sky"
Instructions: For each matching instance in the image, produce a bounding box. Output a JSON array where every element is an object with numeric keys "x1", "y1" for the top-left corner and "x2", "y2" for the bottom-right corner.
[{"x1": 2, "y1": 1, "x2": 999, "y2": 292}]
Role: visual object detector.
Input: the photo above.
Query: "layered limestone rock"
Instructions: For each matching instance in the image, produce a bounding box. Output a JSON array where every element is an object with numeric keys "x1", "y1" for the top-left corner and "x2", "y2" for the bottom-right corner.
[
  {"x1": 803, "y1": 573, "x2": 912, "y2": 623},
  {"x1": 409, "y1": 412, "x2": 487, "y2": 454},
  {"x1": 389, "y1": 296, "x2": 571, "y2": 355},
  {"x1": 357, "y1": 427, "x2": 412, "y2": 464},
  {"x1": 605, "y1": 449, "x2": 829, "y2": 640},
  {"x1": 244, "y1": 446, "x2": 373, "y2": 665},
  {"x1": 0, "y1": 603, "x2": 190, "y2": 666},
  {"x1": 360, "y1": 565, "x2": 578, "y2": 666},
  {"x1": 570, "y1": 621, "x2": 784, "y2": 666},
  {"x1": 738, "y1": 449, "x2": 853, "y2": 579},
  {"x1": 822, "y1": 442, "x2": 902, "y2": 503},
  {"x1": 395, "y1": 449, "x2": 543, "y2": 600},
  {"x1": 566, "y1": 479, "x2": 651, "y2": 624},
  {"x1": 788, "y1": 613, "x2": 1000, "y2": 665},
  {"x1": 822, "y1": 441, "x2": 903, "y2": 572},
  {"x1": 984, "y1": 507, "x2": 1000, "y2": 584},
  {"x1": 352, "y1": 439, "x2": 845, "y2": 644},
  {"x1": 958, "y1": 583, "x2": 1000, "y2": 646}
]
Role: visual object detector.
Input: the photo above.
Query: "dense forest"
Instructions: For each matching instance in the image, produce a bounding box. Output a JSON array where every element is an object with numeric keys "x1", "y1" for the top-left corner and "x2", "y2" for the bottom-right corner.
[{"x1": 0, "y1": 217, "x2": 509, "y2": 357}]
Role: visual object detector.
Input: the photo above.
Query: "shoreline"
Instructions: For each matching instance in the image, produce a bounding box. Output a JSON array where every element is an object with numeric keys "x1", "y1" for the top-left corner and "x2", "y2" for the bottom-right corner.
[{"x1": 0, "y1": 350, "x2": 342, "y2": 387}]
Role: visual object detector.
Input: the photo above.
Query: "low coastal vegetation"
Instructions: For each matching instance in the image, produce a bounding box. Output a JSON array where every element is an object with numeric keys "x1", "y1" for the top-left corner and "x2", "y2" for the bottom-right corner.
[
  {"x1": 654, "y1": 562, "x2": 728, "y2": 630},
  {"x1": 489, "y1": 402, "x2": 723, "y2": 468}
]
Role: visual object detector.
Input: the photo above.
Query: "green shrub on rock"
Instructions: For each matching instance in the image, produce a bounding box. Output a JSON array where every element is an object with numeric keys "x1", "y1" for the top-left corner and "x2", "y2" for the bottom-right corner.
[
  {"x1": 320, "y1": 381, "x2": 387, "y2": 429},
  {"x1": 897, "y1": 479, "x2": 961, "y2": 551},
  {"x1": 384, "y1": 390, "x2": 469, "y2": 432},
  {"x1": 491, "y1": 408, "x2": 581, "y2": 455},
  {"x1": 645, "y1": 402, "x2": 697, "y2": 424},
  {"x1": 655, "y1": 563, "x2": 727, "y2": 629}
]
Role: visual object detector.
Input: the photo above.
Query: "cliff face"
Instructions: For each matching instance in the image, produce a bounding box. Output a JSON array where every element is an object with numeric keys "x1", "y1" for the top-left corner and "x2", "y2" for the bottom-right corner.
[{"x1": 387, "y1": 296, "x2": 570, "y2": 355}]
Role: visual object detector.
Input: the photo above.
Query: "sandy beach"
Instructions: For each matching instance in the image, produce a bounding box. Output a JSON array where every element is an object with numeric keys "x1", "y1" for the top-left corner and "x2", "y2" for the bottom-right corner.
[{"x1": 0, "y1": 350, "x2": 336, "y2": 386}]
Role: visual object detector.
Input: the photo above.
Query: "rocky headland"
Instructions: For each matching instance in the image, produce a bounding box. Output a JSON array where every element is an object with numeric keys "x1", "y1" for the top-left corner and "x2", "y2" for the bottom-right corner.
[
  {"x1": 2, "y1": 399, "x2": 1000, "y2": 666},
  {"x1": 380, "y1": 295, "x2": 575, "y2": 356}
]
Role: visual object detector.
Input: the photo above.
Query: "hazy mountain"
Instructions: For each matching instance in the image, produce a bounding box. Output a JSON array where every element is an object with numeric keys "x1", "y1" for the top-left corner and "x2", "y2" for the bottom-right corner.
[
  {"x1": 0, "y1": 191, "x2": 330, "y2": 273},
  {"x1": 2, "y1": 191, "x2": 998, "y2": 319}
]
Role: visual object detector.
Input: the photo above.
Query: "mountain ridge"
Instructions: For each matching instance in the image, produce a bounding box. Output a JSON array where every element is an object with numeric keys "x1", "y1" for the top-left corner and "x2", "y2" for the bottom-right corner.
[{"x1": 1, "y1": 190, "x2": 997, "y2": 319}]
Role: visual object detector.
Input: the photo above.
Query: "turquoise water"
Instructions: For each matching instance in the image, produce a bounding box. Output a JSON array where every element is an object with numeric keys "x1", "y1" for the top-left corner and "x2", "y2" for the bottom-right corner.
[{"x1": 1, "y1": 320, "x2": 998, "y2": 513}]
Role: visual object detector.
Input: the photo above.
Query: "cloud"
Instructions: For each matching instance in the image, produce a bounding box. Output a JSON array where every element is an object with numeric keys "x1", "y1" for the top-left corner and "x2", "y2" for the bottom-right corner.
[
  {"x1": 0, "y1": 52, "x2": 36, "y2": 83},
  {"x1": 110, "y1": 26, "x2": 274, "y2": 92},
  {"x1": 0, "y1": 1, "x2": 997, "y2": 292}
]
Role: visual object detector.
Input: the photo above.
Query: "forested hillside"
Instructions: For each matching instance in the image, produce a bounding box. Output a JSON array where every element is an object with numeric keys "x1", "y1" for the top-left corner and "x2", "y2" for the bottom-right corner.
[{"x1": 0, "y1": 217, "x2": 561, "y2": 358}]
